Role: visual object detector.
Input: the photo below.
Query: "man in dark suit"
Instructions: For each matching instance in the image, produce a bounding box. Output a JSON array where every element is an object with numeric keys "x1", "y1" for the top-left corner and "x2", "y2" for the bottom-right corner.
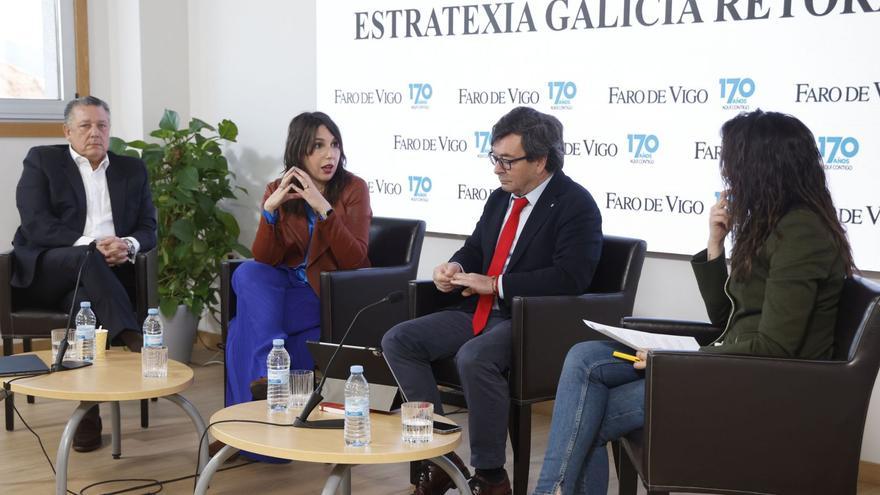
[
  {"x1": 382, "y1": 107, "x2": 603, "y2": 494},
  {"x1": 11, "y1": 95, "x2": 157, "y2": 452}
]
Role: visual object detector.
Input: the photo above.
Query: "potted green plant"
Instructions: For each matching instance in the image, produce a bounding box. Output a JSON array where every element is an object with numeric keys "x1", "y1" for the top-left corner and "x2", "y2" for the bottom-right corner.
[{"x1": 110, "y1": 109, "x2": 251, "y2": 363}]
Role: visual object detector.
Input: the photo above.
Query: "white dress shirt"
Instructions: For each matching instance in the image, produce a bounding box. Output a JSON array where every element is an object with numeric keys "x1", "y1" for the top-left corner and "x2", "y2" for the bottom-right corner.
[
  {"x1": 454, "y1": 173, "x2": 554, "y2": 301},
  {"x1": 69, "y1": 146, "x2": 140, "y2": 258}
]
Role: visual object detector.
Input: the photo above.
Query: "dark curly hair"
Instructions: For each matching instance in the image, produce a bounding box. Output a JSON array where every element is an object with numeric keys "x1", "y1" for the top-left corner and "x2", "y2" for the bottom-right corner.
[
  {"x1": 720, "y1": 109, "x2": 854, "y2": 280},
  {"x1": 281, "y1": 111, "x2": 351, "y2": 215}
]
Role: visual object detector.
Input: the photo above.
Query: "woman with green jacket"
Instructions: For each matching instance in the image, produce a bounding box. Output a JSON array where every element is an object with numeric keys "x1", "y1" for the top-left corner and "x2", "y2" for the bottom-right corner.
[{"x1": 533, "y1": 110, "x2": 855, "y2": 495}]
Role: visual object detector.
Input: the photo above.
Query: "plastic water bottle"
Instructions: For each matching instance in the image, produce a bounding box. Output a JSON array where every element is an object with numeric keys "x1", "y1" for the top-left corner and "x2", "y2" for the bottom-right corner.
[
  {"x1": 75, "y1": 301, "x2": 96, "y2": 362},
  {"x1": 344, "y1": 365, "x2": 371, "y2": 447},
  {"x1": 266, "y1": 339, "x2": 290, "y2": 412},
  {"x1": 142, "y1": 308, "x2": 163, "y2": 347}
]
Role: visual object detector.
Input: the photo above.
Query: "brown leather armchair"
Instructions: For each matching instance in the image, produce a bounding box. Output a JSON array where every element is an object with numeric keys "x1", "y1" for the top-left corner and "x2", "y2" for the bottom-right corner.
[
  {"x1": 220, "y1": 216, "x2": 426, "y2": 368},
  {"x1": 408, "y1": 235, "x2": 647, "y2": 495},
  {"x1": 1, "y1": 247, "x2": 159, "y2": 431},
  {"x1": 616, "y1": 275, "x2": 880, "y2": 495}
]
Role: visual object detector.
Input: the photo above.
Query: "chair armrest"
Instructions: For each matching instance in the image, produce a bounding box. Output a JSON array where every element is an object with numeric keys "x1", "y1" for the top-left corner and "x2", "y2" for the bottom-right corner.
[
  {"x1": 133, "y1": 247, "x2": 158, "y2": 325},
  {"x1": 641, "y1": 351, "x2": 864, "y2": 491},
  {"x1": 220, "y1": 258, "x2": 249, "y2": 345},
  {"x1": 320, "y1": 265, "x2": 413, "y2": 346},
  {"x1": 621, "y1": 317, "x2": 722, "y2": 346},
  {"x1": 408, "y1": 280, "x2": 466, "y2": 319},
  {"x1": 510, "y1": 292, "x2": 631, "y2": 402},
  {"x1": 0, "y1": 250, "x2": 12, "y2": 335}
]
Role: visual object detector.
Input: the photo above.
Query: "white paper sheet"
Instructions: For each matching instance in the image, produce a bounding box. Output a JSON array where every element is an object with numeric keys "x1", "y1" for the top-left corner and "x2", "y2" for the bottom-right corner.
[{"x1": 583, "y1": 319, "x2": 700, "y2": 351}]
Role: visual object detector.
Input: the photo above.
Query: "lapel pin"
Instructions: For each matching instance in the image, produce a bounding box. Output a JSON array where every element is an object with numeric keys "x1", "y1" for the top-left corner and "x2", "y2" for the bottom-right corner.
[{"x1": 550, "y1": 202, "x2": 556, "y2": 208}]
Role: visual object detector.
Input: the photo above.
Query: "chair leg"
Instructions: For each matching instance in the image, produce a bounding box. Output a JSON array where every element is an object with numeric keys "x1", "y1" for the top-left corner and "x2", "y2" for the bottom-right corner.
[
  {"x1": 17, "y1": 340, "x2": 35, "y2": 404},
  {"x1": 3, "y1": 337, "x2": 13, "y2": 356},
  {"x1": 616, "y1": 442, "x2": 639, "y2": 495},
  {"x1": 509, "y1": 403, "x2": 532, "y2": 495},
  {"x1": 140, "y1": 399, "x2": 149, "y2": 428},
  {"x1": 5, "y1": 389, "x2": 14, "y2": 431}
]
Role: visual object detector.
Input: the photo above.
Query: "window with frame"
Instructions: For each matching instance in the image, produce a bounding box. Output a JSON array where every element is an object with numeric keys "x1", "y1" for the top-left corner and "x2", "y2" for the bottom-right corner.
[{"x1": 0, "y1": 0, "x2": 88, "y2": 136}]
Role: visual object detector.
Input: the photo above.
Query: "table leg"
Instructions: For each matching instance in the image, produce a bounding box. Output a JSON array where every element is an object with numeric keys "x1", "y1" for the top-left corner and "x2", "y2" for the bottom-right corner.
[
  {"x1": 429, "y1": 455, "x2": 471, "y2": 493},
  {"x1": 322, "y1": 464, "x2": 353, "y2": 495},
  {"x1": 193, "y1": 444, "x2": 239, "y2": 495},
  {"x1": 111, "y1": 401, "x2": 121, "y2": 459},
  {"x1": 163, "y1": 393, "x2": 208, "y2": 473},
  {"x1": 56, "y1": 401, "x2": 98, "y2": 495}
]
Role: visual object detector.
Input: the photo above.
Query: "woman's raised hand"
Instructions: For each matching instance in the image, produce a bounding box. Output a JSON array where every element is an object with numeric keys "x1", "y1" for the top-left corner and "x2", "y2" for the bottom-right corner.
[
  {"x1": 263, "y1": 167, "x2": 303, "y2": 212},
  {"x1": 707, "y1": 193, "x2": 730, "y2": 260}
]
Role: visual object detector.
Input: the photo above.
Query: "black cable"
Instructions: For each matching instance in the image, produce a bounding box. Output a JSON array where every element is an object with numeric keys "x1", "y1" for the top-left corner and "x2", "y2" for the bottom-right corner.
[{"x1": 191, "y1": 417, "x2": 298, "y2": 491}]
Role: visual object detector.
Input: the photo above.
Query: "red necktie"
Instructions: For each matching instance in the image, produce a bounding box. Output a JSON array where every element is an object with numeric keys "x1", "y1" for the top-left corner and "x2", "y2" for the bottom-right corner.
[{"x1": 472, "y1": 197, "x2": 529, "y2": 334}]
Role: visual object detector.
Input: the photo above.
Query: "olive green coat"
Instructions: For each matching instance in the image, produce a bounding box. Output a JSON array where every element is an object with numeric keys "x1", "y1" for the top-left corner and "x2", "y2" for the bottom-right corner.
[{"x1": 692, "y1": 208, "x2": 847, "y2": 359}]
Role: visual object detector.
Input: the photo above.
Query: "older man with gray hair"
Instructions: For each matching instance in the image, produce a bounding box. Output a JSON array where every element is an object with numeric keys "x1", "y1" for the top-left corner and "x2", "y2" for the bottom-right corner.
[{"x1": 10, "y1": 95, "x2": 157, "y2": 452}]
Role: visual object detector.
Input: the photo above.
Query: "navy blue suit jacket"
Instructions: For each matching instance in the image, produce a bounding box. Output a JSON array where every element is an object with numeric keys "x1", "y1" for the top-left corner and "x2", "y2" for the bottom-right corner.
[
  {"x1": 12, "y1": 145, "x2": 157, "y2": 288},
  {"x1": 450, "y1": 171, "x2": 603, "y2": 317}
]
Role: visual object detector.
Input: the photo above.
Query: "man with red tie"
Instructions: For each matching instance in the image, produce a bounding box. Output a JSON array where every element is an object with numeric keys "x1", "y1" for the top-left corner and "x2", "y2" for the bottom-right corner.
[{"x1": 382, "y1": 107, "x2": 603, "y2": 494}]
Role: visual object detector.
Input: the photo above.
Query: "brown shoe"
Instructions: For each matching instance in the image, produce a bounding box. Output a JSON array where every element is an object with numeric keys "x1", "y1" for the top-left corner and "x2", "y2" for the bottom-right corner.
[
  {"x1": 208, "y1": 440, "x2": 240, "y2": 463},
  {"x1": 413, "y1": 451, "x2": 471, "y2": 495},
  {"x1": 468, "y1": 472, "x2": 511, "y2": 495},
  {"x1": 73, "y1": 406, "x2": 102, "y2": 453},
  {"x1": 250, "y1": 377, "x2": 268, "y2": 401}
]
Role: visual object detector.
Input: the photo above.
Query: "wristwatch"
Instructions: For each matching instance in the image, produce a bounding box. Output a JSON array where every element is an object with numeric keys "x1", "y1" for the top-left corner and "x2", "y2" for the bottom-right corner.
[
  {"x1": 124, "y1": 238, "x2": 136, "y2": 261},
  {"x1": 320, "y1": 208, "x2": 334, "y2": 221}
]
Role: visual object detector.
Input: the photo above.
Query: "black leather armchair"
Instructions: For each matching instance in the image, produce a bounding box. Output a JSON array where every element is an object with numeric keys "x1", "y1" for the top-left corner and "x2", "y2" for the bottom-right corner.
[
  {"x1": 616, "y1": 275, "x2": 880, "y2": 495},
  {"x1": 1, "y1": 247, "x2": 159, "y2": 431},
  {"x1": 408, "y1": 235, "x2": 647, "y2": 495},
  {"x1": 220, "y1": 216, "x2": 426, "y2": 356}
]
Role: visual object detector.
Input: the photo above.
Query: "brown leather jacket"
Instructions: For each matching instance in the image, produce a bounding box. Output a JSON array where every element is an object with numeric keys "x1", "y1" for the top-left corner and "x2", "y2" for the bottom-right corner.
[{"x1": 251, "y1": 174, "x2": 372, "y2": 294}]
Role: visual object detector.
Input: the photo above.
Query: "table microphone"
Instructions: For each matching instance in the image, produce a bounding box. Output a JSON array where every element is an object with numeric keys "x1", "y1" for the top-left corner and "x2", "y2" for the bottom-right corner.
[
  {"x1": 294, "y1": 290, "x2": 404, "y2": 429},
  {"x1": 52, "y1": 241, "x2": 98, "y2": 372}
]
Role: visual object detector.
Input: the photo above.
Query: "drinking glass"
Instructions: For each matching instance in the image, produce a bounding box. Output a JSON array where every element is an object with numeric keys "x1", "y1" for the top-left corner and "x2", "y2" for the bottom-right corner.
[
  {"x1": 289, "y1": 369, "x2": 314, "y2": 408},
  {"x1": 401, "y1": 401, "x2": 433, "y2": 443},
  {"x1": 142, "y1": 345, "x2": 168, "y2": 378},
  {"x1": 50, "y1": 328, "x2": 77, "y2": 361}
]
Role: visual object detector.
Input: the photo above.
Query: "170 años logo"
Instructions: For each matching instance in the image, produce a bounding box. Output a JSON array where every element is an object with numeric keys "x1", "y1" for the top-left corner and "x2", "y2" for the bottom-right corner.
[
  {"x1": 819, "y1": 136, "x2": 859, "y2": 170},
  {"x1": 408, "y1": 83, "x2": 432, "y2": 108},
  {"x1": 408, "y1": 175, "x2": 432, "y2": 202},
  {"x1": 474, "y1": 131, "x2": 491, "y2": 157},
  {"x1": 719, "y1": 77, "x2": 755, "y2": 110},
  {"x1": 548, "y1": 81, "x2": 577, "y2": 109},
  {"x1": 627, "y1": 134, "x2": 659, "y2": 164}
]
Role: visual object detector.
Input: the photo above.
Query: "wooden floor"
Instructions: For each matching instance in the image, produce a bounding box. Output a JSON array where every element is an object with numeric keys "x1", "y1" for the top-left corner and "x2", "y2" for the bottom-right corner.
[{"x1": 3, "y1": 346, "x2": 880, "y2": 495}]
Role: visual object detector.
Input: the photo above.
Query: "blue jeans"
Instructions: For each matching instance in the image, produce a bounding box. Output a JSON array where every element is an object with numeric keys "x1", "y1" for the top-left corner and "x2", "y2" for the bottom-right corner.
[{"x1": 533, "y1": 341, "x2": 645, "y2": 495}]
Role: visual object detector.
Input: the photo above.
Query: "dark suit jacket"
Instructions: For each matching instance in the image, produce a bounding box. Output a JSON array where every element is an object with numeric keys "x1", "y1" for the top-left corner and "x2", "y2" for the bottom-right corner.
[
  {"x1": 451, "y1": 171, "x2": 603, "y2": 316},
  {"x1": 12, "y1": 145, "x2": 157, "y2": 288}
]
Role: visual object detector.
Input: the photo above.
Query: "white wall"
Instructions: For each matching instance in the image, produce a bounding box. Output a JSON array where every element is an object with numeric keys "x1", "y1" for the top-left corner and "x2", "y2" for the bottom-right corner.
[{"x1": 1, "y1": 0, "x2": 877, "y2": 464}]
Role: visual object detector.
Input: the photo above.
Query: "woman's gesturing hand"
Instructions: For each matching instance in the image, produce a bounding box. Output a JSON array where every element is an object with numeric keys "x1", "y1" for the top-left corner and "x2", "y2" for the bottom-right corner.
[{"x1": 707, "y1": 193, "x2": 730, "y2": 261}]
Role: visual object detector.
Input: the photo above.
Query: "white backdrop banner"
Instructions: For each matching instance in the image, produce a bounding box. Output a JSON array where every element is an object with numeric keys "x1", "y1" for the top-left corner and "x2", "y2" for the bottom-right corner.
[{"x1": 317, "y1": 1, "x2": 879, "y2": 270}]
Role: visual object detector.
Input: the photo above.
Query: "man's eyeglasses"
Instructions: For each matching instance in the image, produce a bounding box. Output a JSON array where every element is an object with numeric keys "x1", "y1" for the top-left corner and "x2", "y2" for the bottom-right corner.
[{"x1": 488, "y1": 152, "x2": 530, "y2": 171}]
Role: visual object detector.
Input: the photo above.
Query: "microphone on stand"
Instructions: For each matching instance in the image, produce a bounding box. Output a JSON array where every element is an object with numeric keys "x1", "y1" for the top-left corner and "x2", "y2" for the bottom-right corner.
[
  {"x1": 293, "y1": 290, "x2": 404, "y2": 429},
  {"x1": 52, "y1": 241, "x2": 98, "y2": 372}
]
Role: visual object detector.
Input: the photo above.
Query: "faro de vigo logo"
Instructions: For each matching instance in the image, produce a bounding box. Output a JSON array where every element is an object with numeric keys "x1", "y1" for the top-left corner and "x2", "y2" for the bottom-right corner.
[
  {"x1": 819, "y1": 136, "x2": 859, "y2": 170},
  {"x1": 548, "y1": 81, "x2": 576, "y2": 109},
  {"x1": 626, "y1": 134, "x2": 659, "y2": 164},
  {"x1": 719, "y1": 77, "x2": 755, "y2": 110},
  {"x1": 474, "y1": 131, "x2": 491, "y2": 157},
  {"x1": 408, "y1": 83, "x2": 432, "y2": 108},
  {"x1": 408, "y1": 175, "x2": 432, "y2": 202}
]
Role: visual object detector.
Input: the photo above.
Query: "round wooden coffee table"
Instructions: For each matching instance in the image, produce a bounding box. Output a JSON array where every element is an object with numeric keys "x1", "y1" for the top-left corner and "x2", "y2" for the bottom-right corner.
[
  {"x1": 195, "y1": 400, "x2": 469, "y2": 494},
  {"x1": 2, "y1": 350, "x2": 207, "y2": 495}
]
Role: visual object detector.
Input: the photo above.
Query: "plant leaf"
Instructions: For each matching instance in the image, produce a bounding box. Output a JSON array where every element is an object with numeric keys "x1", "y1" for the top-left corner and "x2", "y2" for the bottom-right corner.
[
  {"x1": 170, "y1": 218, "x2": 195, "y2": 242},
  {"x1": 159, "y1": 109, "x2": 180, "y2": 131},
  {"x1": 188, "y1": 118, "x2": 215, "y2": 133},
  {"x1": 233, "y1": 242, "x2": 252, "y2": 258},
  {"x1": 176, "y1": 165, "x2": 199, "y2": 190},
  {"x1": 108, "y1": 137, "x2": 129, "y2": 155},
  {"x1": 218, "y1": 119, "x2": 238, "y2": 141},
  {"x1": 127, "y1": 140, "x2": 149, "y2": 150},
  {"x1": 159, "y1": 299, "x2": 178, "y2": 318}
]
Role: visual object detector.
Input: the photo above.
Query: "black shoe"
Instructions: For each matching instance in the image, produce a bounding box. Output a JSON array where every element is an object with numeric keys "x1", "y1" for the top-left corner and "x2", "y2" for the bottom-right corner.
[
  {"x1": 73, "y1": 406, "x2": 103, "y2": 453},
  {"x1": 468, "y1": 472, "x2": 512, "y2": 495}
]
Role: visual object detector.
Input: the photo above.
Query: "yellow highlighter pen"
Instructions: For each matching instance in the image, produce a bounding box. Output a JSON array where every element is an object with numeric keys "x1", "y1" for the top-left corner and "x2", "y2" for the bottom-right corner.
[{"x1": 612, "y1": 351, "x2": 641, "y2": 363}]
